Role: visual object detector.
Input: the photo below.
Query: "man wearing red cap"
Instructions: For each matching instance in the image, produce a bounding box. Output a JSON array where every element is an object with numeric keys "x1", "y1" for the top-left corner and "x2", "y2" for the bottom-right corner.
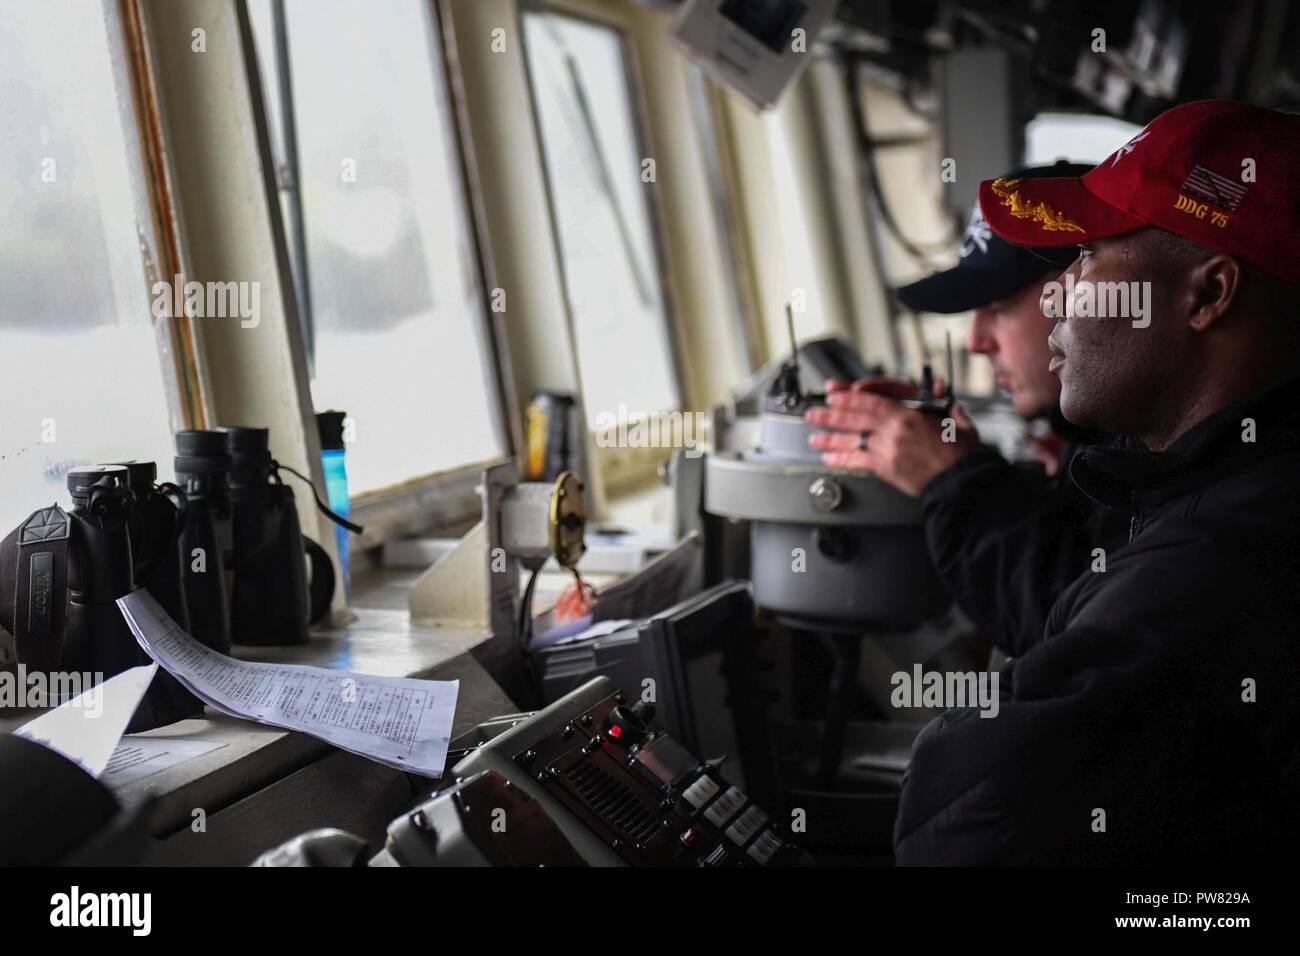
[{"x1": 882, "y1": 100, "x2": 1300, "y2": 863}]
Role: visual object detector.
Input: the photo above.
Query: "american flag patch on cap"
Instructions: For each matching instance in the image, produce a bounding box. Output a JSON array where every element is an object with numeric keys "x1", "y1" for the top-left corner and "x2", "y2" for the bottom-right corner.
[{"x1": 1181, "y1": 165, "x2": 1249, "y2": 211}]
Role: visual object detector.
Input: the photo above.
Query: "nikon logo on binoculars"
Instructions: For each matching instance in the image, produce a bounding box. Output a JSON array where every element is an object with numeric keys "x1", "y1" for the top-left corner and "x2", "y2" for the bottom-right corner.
[
  {"x1": 593, "y1": 405, "x2": 708, "y2": 458},
  {"x1": 150, "y1": 273, "x2": 260, "y2": 328},
  {"x1": 29, "y1": 552, "x2": 54, "y2": 635},
  {"x1": 0, "y1": 665, "x2": 105, "y2": 715}
]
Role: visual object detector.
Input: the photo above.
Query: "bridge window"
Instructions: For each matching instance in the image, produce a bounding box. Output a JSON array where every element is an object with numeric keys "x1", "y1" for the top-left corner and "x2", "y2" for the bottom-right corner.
[
  {"x1": 247, "y1": 0, "x2": 507, "y2": 495},
  {"x1": 0, "y1": 0, "x2": 185, "y2": 531},
  {"x1": 522, "y1": 10, "x2": 682, "y2": 426}
]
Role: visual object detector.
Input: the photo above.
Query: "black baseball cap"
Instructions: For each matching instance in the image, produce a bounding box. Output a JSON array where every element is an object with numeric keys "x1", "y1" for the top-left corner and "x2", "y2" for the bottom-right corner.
[{"x1": 896, "y1": 161, "x2": 1092, "y2": 315}]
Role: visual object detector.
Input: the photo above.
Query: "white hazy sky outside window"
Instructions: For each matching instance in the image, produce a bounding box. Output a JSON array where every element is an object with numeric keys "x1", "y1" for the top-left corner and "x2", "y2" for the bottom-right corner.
[
  {"x1": 1025, "y1": 112, "x2": 1144, "y2": 166},
  {"x1": 0, "y1": 0, "x2": 177, "y2": 532},
  {"x1": 250, "y1": 0, "x2": 504, "y2": 494}
]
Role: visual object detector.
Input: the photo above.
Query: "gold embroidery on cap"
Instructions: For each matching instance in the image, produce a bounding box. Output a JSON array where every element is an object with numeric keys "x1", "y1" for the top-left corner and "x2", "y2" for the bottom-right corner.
[{"x1": 990, "y1": 178, "x2": 1085, "y2": 233}]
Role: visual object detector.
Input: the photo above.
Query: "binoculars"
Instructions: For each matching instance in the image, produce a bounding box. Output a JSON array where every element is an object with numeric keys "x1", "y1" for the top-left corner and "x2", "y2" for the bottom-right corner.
[
  {"x1": 1, "y1": 426, "x2": 350, "y2": 730},
  {"x1": 0, "y1": 463, "x2": 202, "y2": 730},
  {"x1": 175, "y1": 426, "x2": 336, "y2": 650}
]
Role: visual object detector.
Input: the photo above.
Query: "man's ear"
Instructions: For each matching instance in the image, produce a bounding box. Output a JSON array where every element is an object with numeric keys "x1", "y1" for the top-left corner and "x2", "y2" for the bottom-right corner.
[{"x1": 1187, "y1": 255, "x2": 1243, "y2": 331}]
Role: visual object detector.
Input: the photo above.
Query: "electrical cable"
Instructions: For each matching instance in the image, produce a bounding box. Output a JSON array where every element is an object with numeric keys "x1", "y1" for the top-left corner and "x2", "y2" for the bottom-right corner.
[
  {"x1": 842, "y1": 54, "x2": 957, "y2": 269},
  {"x1": 518, "y1": 564, "x2": 543, "y2": 654},
  {"x1": 273, "y1": 460, "x2": 364, "y2": 534}
]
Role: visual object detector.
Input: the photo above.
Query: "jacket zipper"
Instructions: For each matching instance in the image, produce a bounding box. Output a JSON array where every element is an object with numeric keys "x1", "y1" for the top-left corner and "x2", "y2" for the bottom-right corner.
[{"x1": 1128, "y1": 490, "x2": 1143, "y2": 543}]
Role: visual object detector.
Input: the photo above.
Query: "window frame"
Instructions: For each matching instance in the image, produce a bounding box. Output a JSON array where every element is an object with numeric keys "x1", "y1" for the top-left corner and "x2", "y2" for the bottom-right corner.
[{"x1": 121, "y1": 0, "x2": 209, "y2": 430}]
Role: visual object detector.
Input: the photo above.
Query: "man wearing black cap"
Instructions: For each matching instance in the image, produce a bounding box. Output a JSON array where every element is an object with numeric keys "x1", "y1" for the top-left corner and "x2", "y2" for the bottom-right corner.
[{"x1": 809, "y1": 163, "x2": 1123, "y2": 658}]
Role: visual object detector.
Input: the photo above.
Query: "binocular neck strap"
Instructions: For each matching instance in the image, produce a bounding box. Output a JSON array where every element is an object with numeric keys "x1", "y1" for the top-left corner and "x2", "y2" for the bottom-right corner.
[
  {"x1": 271, "y1": 461, "x2": 364, "y2": 535},
  {"x1": 132, "y1": 483, "x2": 189, "y2": 585},
  {"x1": 11, "y1": 505, "x2": 72, "y2": 672}
]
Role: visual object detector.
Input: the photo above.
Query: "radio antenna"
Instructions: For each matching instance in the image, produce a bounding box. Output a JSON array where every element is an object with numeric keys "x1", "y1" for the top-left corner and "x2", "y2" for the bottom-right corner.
[
  {"x1": 785, "y1": 303, "x2": 799, "y2": 367},
  {"x1": 783, "y1": 302, "x2": 802, "y2": 402},
  {"x1": 944, "y1": 330, "x2": 955, "y2": 407}
]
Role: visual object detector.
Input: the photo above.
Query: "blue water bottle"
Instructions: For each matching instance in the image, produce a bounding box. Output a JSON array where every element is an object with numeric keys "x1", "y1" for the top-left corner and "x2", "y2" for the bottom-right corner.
[{"x1": 316, "y1": 411, "x2": 351, "y2": 602}]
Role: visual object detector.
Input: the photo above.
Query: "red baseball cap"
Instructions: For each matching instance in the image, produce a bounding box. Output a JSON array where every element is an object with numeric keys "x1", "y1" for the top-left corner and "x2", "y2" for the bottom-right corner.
[{"x1": 977, "y1": 100, "x2": 1300, "y2": 285}]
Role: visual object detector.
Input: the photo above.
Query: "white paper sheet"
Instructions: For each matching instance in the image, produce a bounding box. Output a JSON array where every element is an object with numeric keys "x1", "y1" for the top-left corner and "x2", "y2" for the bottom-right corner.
[
  {"x1": 117, "y1": 590, "x2": 459, "y2": 777},
  {"x1": 102, "y1": 737, "x2": 227, "y2": 786},
  {"x1": 15, "y1": 663, "x2": 158, "y2": 778},
  {"x1": 532, "y1": 616, "x2": 637, "y2": 649}
]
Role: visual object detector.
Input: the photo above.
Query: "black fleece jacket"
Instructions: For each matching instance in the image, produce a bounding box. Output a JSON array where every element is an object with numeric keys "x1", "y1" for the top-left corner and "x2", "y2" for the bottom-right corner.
[
  {"x1": 896, "y1": 378, "x2": 1300, "y2": 864},
  {"x1": 919, "y1": 409, "x2": 1125, "y2": 657}
]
